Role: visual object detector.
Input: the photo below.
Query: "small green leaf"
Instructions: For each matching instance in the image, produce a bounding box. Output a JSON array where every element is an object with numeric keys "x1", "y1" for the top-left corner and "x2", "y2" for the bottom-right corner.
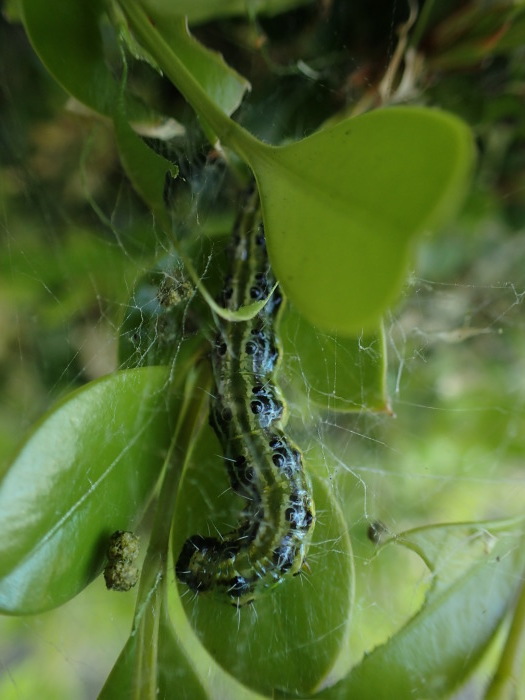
[
  {"x1": 319, "y1": 519, "x2": 525, "y2": 699},
  {"x1": 280, "y1": 306, "x2": 389, "y2": 412},
  {"x1": 0, "y1": 367, "x2": 177, "y2": 614},
  {"x1": 172, "y1": 431, "x2": 354, "y2": 696}
]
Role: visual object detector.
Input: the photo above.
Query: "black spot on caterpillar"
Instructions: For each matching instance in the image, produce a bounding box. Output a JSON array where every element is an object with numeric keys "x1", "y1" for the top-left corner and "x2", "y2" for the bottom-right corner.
[
  {"x1": 104, "y1": 530, "x2": 140, "y2": 592},
  {"x1": 176, "y1": 186, "x2": 315, "y2": 606}
]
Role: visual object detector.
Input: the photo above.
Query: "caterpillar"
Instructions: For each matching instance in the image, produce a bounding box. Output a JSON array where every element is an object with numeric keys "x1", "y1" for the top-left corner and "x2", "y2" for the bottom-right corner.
[{"x1": 176, "y1": 186, "x2": 315, "y2": 606}]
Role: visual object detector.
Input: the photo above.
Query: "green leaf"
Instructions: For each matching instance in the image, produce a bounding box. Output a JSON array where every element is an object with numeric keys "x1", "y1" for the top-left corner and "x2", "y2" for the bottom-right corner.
[
  {"x1": 129, "y1": 10, "x2": 250, "y2": 125},
  {"x1": 253, "y1": 107, "x2": 474, "y2": 334},
  {"x1": 140, "y1": 0, "x2": 314, "y2": 25},
  {"x1": 0, "y1": 367, "x2": 177, "y2": 614},
  {"x1": 172, "y1": 431, "x2": 354, "y2": 696},
  {"x1": 21, "y1": 0, "x2": 144, "y2": 117},
  {"x1": 279, "y1": 306, "x2": 389, "y2": 412},
  {"x1": 319, "y1": 519, "x2": 525, "y2": 699},
  {"x1": 100, "y1": 589, "x2": 209, "y2": 700},
  {"x1": 104, "y1": 572, "x2": 268, "y2": 700}
]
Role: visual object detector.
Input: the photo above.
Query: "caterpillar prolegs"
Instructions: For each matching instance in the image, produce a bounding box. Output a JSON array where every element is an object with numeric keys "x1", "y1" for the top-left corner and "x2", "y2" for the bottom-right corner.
[{"x1": 175, "y1": 187, "x2": 315, "y2": 606}]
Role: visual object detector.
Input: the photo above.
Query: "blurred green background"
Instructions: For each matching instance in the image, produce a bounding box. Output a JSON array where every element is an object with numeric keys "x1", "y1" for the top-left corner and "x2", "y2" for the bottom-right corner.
[{"x1": 1, "y1": 1, "x2": 525, "y2": 696}]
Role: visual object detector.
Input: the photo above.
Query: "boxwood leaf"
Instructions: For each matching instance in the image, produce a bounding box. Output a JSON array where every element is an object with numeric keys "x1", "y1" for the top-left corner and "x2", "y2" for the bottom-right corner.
[
  {"x1": 21, "y1": 0, "x2": 145, "y2": 117},
  {"x1": 0, "y1": 367, "x2": 176, "y2": 614},
  {"x1": 279, "y1": 306, "x2": 389, "y2": 412},
  {"x1": 252, "y1": 107, "x2": 474, "y2": 334},
  {"x1": 319, "y1": 519, "x2": 525, "y2": 699}
]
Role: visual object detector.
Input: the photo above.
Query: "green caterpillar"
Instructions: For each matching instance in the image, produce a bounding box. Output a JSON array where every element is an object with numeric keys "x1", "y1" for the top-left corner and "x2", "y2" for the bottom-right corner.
[{"x1": 176, "y1": 186, "x2": 315, "y2": 606}]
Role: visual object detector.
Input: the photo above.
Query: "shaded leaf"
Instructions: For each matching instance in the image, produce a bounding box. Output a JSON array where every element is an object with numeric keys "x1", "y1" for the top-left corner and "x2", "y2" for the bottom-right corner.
[
  {"x1": 140, "y1": 0, "x2": 314, "y2": 26},
  {"x1": 100, "y1": 593, "x2": 209, "y2": 700},
  {"x1": 21, "y1": 0, "x2": 145, "y2": 117}
]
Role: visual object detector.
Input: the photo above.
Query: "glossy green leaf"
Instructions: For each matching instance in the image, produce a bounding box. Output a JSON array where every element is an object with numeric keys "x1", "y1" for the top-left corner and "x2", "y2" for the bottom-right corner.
[
  {"x1": 117, "y1": 2, "x2": 474, "y2": 335},
  {"x1": 0, "y1": 367, "x2": 176, "y2": 614},
  {"x1": 140, "y1": 0, "x2": 313, "y2": 25},
  {"x1": 280, "y1": 306, "x2": 389, "y2": 412},
  {"x1": 21, "y1": 0, "x2": 144, "y2": 117},
  {"x1": 172, "y1": 428, "x2": 354, "y2": 696},
  {"x1": 319, "y1": 519, "x2": 525, "y2": 699}
]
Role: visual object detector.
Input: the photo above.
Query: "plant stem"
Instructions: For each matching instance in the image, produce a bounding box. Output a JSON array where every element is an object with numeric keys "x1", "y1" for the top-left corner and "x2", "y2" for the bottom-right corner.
[{"x1": 138, "y1": 361, "x2": 211, "y2": 590}]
